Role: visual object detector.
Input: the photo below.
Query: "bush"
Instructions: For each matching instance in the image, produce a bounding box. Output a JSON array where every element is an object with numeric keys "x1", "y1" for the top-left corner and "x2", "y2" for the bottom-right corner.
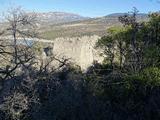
[{"x1": 140, "y1": 67, "x2": 160, "y2": 87}]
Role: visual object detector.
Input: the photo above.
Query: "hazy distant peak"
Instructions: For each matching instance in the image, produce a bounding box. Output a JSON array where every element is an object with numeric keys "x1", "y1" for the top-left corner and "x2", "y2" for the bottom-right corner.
[
  {"x1": 34, "y1": 11, "x2": 89, "y2": 24},
  {"x1": 106, "y1": 13, "x2": 148, "y2": 17}
]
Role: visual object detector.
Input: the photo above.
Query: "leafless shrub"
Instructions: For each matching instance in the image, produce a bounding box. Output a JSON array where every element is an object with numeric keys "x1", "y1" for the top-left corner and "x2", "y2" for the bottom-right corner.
[
  {"x1": 0, "y1": 7, "x2": 38, "y2": 81},
  {"x1": 0, "y1": 92, "x2": 29, "y2": 120}
]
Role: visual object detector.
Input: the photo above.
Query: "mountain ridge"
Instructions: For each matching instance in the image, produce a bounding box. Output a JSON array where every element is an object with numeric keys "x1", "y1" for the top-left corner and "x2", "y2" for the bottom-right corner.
[{"x1": 34, "y1": 11, "x2": 89, "y2": 24}]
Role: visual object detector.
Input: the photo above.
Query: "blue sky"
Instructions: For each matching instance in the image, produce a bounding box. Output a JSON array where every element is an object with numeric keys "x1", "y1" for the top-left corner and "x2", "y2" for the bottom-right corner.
[{"x1": 0, "y1": 0, "x2": 159, "y2": 17}]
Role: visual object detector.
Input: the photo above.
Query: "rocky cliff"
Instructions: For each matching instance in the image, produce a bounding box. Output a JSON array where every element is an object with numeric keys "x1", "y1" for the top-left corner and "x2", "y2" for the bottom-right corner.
[{"x1": 42, "y1": 35, "x2": 103, "y2": 70}]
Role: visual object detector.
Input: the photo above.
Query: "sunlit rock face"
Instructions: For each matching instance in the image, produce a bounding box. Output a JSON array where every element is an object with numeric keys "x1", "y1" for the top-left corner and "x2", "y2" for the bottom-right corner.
[{"x1": 42, "y1": 35, "x2": 103, "y2": 71}]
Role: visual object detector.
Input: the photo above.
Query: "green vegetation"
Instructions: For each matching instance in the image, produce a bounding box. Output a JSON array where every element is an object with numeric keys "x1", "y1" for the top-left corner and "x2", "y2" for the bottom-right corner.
[
  {"x1": 41, "y1": 30, "x2": 62, "y2": 40},
  {"x1": 87, "y1": 9, "x2": 160, "y2": 120},
  {"x1": 0, "y1": 8, "x2": 160, "y2": 120}
]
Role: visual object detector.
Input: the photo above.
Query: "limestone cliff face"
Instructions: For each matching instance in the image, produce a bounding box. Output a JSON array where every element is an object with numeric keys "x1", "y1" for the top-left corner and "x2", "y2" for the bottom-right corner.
[{"x1": 43, "y1": 35, "x2": 103, "y2": 70}]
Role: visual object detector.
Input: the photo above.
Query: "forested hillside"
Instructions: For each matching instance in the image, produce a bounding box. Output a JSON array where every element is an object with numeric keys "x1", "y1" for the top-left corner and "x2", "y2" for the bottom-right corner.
[{"x1": 0, "y1": 7, "x2": 160, "y2": 120}]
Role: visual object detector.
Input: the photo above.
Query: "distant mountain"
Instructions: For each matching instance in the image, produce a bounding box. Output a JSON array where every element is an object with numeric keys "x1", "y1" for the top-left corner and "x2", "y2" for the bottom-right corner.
[
  {"x1": 40, "y1": 13, "x2": 148, "y2": 40},
  {"x1": 106, "y1": 13, "x2": 128, "y2": 17},
  {"x1": 107, "y1": 13, "x2": 147, "y2": 17},
  {"x1": 0, "y1": 11, "x2": 148, "y2": 40},
  {"x1": 35, "y1": 12, "x2": 89, "y2": 24},
  {"x1": 106, "y1": 13, "x2": 148, "y2": 20}
]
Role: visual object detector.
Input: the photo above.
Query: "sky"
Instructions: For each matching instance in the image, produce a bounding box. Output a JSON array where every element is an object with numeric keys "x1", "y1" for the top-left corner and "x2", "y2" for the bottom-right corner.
[{"x1": 0, "y1": 0, "x2": 159, "y2": 17}]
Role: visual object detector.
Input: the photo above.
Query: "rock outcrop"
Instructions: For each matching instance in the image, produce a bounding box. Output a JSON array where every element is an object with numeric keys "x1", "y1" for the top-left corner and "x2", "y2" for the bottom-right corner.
[{"x1": 42, "y1": 35, "x2": 103, "y2": 70}]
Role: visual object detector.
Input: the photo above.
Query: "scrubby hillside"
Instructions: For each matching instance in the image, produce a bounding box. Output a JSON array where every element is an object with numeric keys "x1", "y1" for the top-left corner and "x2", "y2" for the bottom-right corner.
[
  {"x1": 0, "y1": 7, "x2": 159, "y2": 120},
  {"x1": 40, "y1": 13, "x2": 148, "y2": 39}
]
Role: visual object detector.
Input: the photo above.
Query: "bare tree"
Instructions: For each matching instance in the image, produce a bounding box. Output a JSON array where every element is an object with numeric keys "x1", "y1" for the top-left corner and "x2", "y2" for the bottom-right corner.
[
  {"x1": 0, "y1": 7, "x2": 38, "y2": 80},
  {"x1": 0, "y1": 7, "x2": 73, "y2": 120},
  {"x1": 119, "y1": 7, "x2": 144, "y2": 72}
]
